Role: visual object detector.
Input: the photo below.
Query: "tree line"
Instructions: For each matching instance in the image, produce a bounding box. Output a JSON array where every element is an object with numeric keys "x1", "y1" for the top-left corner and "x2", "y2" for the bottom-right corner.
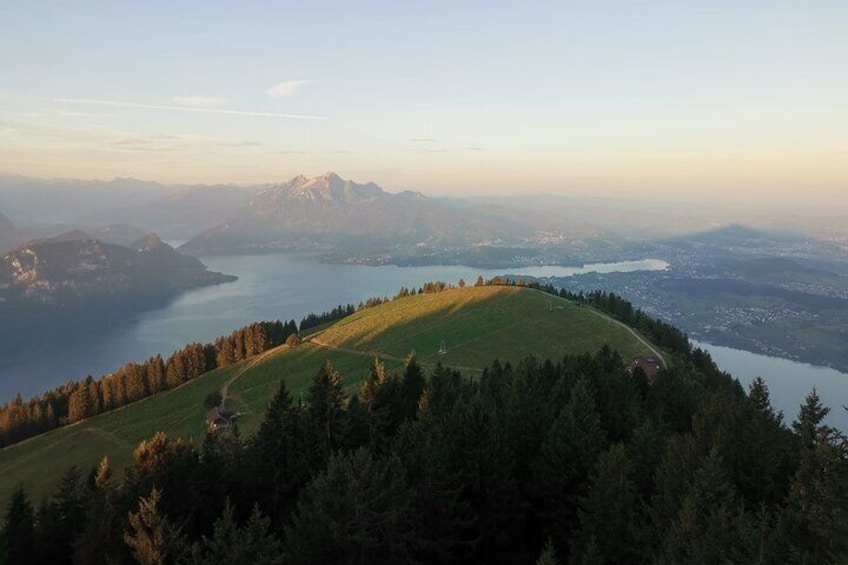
[
  {"x1": 299, "y1": 305, "x2": 355, "y2": 332},
  {"x1": 0, "y1": 279, "x2": 462, "y2": 449},
  {"x1": 4, "y1": 343, "x2": 846, "y2": 563},
  {"x1": 0, "y1": 320, "x2": 297, "y2": 448},
  {"x1": 0, "y1": 279, "x2": 709, "y2": 451}
]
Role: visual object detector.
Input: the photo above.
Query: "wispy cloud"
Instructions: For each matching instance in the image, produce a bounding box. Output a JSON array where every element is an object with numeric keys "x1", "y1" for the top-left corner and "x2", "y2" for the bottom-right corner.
[
  {"x1": 106, "y1": 133, "x2": 263, "y2": 153},
  {"x1": 53, "y1": 98, "x2": 327, "y2": 120},
  {"x1": 172, "y1": 96, "x2": 229, "y2": 108},
  {"x1": 267, "y1": 80, "x2": 313, "y2": 98},
  {"x1": 410, "y1": 137, "x2": 437, "y2": 143},
  {"x1": 465, "y1": 146, "x2": 485, "y2": 151},
  {"x1": 223, "y1": 140, "x2": 262, "y2": 148}
]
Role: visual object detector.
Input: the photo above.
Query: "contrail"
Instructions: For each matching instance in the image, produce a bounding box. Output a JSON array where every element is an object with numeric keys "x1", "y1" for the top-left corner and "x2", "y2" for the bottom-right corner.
[{"x1": 52, "y1": 98, "x2": 328, "y2": 121}]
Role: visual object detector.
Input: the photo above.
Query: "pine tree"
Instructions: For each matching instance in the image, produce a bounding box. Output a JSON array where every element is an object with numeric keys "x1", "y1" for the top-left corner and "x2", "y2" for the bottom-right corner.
[
  {"x1": 3, "y1": 486, "x2": 36, "y2": 565},
  {"x1": 188, "y1": 500, "x2": 284, "y2": 565},
  {"x1": 792, "y1": 388, "x2": 835, "y2": 449},
  {"x1": 37, "y1": 466, "x2": 88, "y2": 563},
  {"x1": 360, "y1": 357, "x2": 398, "y2": 452},
  {"x1": 537, "y1": 538, "x2": 561, "y2": 565},
  {"x1": 776, "y1": 418, "x2": 848, "y2": 562},
  {"x1": 67, "y1": 387, "x2": 91, "y2": 423},
  {"x1": 284, "y1": 448, "x2": 415, "y2": 563},
  {"x1": 401, "y1": 352, "x2": 426, "y2": 420},
  {"x1": 532, "y1": 377, "x2": 606, "y2": 545},
  {"x1": 748, "y1": 377, "x2": 781, "y2": 424},
  {"x1": 124, "y1": 488, "x2": 186, "y2": 565},
  {"x1": 572, "y1": 443, "x2": 638, "y2": 564},
  {"x1": 73, "y1": 458, "x2": 126, "y2": 564},
  {"x1": 304, "y1": 361, "x2": 347, "y2": 467},
  {"x1": 656, "y1": 446, "x2": 754, "y2": 564},
  {"x1": 251, "y1": 380, "x2": 306, "y2": 523}
]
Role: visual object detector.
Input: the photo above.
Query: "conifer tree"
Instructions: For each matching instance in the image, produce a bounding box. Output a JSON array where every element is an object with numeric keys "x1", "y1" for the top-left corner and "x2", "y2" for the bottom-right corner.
[
  {"x1": 401, "y1": 352, "x2": 426, "y2": 419},
  {"x1": 792, "y1": 388, "x2": 834, "y2": 449},
  {"x1": 3, "y1": 486, "x2": 36, "y2": 565},
  {"x1": 123, "y1": 488, "x2": 186, "y2": 565},
  {"x1": 537, "y1": 538, "x2": 560, "y2": 565},
  {"x1": 304, "y1": 361, "x2": 347, "y2": 466},
  {"x1": 187, "y1": 500, "x2": 283, "y2": 565},
  {"x1": 533, "y1": 377, "x2": 606, "y2": 544},
  {"x1": 572, "y1": 444, "x2": 638, "y2": 564},
  {"x1": 251, "y1": 380, "x2": 306, "y2": 523},
  {"x1": 284, "y1": 449, "x2": 414, "y2": 563},
  {"x1": 74, "y1": 458, "x2": 125, "y2": 564}
]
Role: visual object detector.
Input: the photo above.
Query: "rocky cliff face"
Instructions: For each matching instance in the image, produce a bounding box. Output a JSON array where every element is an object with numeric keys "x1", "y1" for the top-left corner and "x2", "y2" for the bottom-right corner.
[{"x1": 0, "y1": 231, "x2": 235, "y2": 305}]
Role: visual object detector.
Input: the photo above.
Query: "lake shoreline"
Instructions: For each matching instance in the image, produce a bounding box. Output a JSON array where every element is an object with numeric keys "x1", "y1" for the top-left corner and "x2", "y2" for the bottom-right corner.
[{"x1": 693, "y1": 339, "x2": 848, "y2": 432}]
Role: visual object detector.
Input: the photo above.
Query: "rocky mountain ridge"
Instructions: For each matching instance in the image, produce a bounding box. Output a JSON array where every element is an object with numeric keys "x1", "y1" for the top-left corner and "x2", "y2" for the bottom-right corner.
[
  {"x1": 180, "y1": 172, "x2": 617, "y2": 259},
  {"x1": 0, "y1": 231, "x2": 236, "y2": 305}
]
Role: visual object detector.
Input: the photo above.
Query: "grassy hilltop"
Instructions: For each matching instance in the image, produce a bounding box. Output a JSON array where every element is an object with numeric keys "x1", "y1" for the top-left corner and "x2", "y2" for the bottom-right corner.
[{"x1": 0, "y1": 285, "x2": 660, "y2": 502}]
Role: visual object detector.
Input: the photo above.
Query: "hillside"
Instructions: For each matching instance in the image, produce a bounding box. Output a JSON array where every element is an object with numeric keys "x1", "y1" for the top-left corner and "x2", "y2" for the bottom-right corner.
[
  {"x1": 0, "y1": 231, "x2": 236, "y2": 306},
  {"x1": 0, "y1": 285, "x2": 659, "y2": 502}
]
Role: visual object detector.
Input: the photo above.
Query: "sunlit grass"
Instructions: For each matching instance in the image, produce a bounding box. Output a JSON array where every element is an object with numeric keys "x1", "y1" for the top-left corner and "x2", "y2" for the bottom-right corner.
[{"x1": 0, "y1": 285, "x2": 656, "y2": 504}]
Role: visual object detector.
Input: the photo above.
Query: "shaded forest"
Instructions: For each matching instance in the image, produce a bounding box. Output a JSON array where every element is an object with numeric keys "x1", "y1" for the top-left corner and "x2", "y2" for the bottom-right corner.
[
  {"x1": 2, "y1": 281, "x2": 846, "y2": 563},
  {"x1": 3, "y1": 344, "x2": 847, "y2": 563}
]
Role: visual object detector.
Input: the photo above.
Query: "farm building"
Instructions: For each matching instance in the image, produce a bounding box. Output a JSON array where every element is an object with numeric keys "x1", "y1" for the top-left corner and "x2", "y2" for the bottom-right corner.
[{"x1": 627, "y1": 356, "x2": 662, "y2": 384}]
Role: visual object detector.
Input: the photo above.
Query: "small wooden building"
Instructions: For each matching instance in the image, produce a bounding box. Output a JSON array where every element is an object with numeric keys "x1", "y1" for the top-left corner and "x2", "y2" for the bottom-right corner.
[
  {"x1": 206, "y1": 406, "x2": 233, "y2": 430},
  {"x1": 628, "y1": 356, "x2": 662, "y2": 384}
]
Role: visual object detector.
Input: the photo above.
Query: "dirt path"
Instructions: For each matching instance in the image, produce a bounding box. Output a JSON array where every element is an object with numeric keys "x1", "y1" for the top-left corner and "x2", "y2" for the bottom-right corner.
[
  {"x1": 308, "y1": 337, "x2": 484, "y2": 374},
  {"x1": 220, "y1": 347, "x2": 283, "y2": 407},
  {"x1": 81, "y1": 427, "x2": 134, "y2": 449},
  {"x1": 523, "y1": 287, "x2": 668, "y2": 366},
  {"x1": 588, "y1": 309, "x2": 668, "y2": 367}
]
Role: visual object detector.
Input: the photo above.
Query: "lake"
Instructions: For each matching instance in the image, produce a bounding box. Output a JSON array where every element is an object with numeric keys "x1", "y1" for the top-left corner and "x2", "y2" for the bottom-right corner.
[
  {"x1": 0, "y1": 255, "x2": 668, "y2": 401},
  {"x1": 4, "y1": 254, "x2": 845, "y2": 432},
  {"x1": 694, "y1": 341, "x2": 848, "y2": 433}
]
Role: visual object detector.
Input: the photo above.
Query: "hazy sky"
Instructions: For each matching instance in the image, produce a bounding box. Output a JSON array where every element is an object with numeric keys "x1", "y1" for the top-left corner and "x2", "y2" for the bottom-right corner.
[{"x1": 1, "y1": 1, "x2": 846, "y2": 205}]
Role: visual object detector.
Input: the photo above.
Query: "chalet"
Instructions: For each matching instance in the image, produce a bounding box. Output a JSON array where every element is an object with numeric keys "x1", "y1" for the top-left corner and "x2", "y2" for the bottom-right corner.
[
  {"x1": 627, "y1": 356, "x2": 662, "y2": 384},
  {"x1": 206, "y1": 406, "x2": 234, "y2": 430}
]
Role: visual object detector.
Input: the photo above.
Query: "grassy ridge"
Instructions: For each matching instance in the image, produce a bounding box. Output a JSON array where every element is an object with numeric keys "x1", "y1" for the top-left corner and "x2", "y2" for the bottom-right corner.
[
  {"x1": 313, "y1": 285, "x2": 654, "y2": 367},
  {"x1": 0, "y1": 285, "x2": 657, "y2": 503}
]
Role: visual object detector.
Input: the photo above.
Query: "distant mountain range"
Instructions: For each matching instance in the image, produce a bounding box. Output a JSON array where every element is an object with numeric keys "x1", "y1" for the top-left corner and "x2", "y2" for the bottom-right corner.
[
  {"x1": 0, "y1": 230, "x2": 235, "y2": 306},
  {"x1": 180, "y1": 172, "x2": 624, "y2": 261},
  {"x1": 3, "y1": 171, "x2": 843, "y2": 267},
  {"x1": 0, "y1": 173, "x2": 265, "y2": 239},
  {"x1": 0, "y1": 210, "x2": 32, "y2": 254}
]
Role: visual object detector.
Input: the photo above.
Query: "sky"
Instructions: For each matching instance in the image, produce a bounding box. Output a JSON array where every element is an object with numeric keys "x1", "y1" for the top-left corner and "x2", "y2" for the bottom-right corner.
[{"x1": 0, "y1": 0, "x2": 846, "y2": 207}]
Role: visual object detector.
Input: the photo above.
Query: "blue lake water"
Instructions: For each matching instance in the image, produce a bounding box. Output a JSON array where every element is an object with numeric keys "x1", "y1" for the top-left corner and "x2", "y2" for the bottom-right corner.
[
  {"x1": 3, "y1": 252, "x2": 845, "y2": 433},
  {"x1": 0, "y1": 255, "x2": 668, "y2": 401},
  {"x1": 694, "y1": 341, "x2": 848, "y2": 433}
]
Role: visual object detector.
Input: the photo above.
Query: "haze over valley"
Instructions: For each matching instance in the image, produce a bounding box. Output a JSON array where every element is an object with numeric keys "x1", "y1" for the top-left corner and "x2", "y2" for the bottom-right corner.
[{"x1": 1, "y1": 2, "x2": 847, "y2": 562}]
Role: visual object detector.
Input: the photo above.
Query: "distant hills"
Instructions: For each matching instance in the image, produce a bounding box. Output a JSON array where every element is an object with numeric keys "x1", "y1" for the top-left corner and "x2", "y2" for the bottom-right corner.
[
  {"x1": 180, "y1": 172, "x2": 623, "y2": 261},
  {"x1": 2, "y1": 171, "x2": 844, "y2": 266},
  {"x1": 0, "y1": 173, "x2": 264, "y2": 239},
  {"x1": 0, "y1": 230, "x2": 235, "y2": 306},
  {"x1": 657, "y1": 224, "x2": 848, "y2": 268},
  {"x1": 77, "y1": 185, "x2": 258, "y2": 240},
  {"x1": 0, "y1": 210, "x2": 33, "y2": 255}
]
